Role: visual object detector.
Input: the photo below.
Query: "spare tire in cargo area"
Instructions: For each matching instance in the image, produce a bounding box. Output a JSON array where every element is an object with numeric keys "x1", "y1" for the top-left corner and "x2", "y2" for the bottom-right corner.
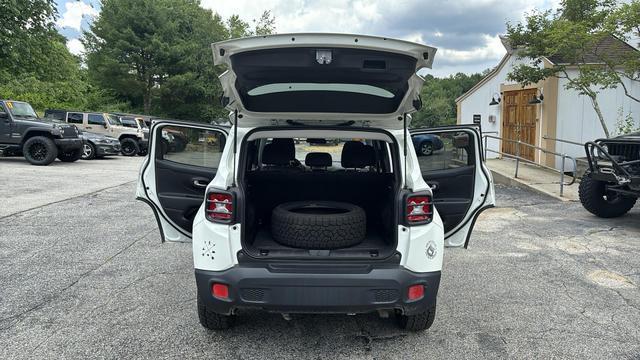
[{"x1": 271, "y1": 201, "x2": 366, "y2": 249}]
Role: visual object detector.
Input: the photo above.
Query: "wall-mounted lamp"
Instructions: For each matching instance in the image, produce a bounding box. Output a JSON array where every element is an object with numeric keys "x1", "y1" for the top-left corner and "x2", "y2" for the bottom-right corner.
[
  {"x1": 489, "y1": 92, "x2": 501, "y2": 106},
  {"x1": 528, "y1": 89, "x2": 544, "y2": 104}
]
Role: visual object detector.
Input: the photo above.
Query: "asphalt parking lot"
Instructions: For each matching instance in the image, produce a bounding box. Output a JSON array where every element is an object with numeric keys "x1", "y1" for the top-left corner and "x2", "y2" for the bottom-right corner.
[{"x1": 1, "y1": 156, "x2": 639, "y2": 359}]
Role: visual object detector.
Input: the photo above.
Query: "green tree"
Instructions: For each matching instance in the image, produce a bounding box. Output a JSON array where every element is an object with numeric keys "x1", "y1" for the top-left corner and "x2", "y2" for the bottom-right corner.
[
  {"x1": 84, "y1": 0, "x2": 275, "y2": 122},
  {"x1": 411, "y1": 72, "x2": 485, "y2": 128},
  {"x1": 506, "y1": 0, "x2": 640, "y2": 138},
  {"x1": 0, "y1": 0, "x2": 94, "y2": 111}
]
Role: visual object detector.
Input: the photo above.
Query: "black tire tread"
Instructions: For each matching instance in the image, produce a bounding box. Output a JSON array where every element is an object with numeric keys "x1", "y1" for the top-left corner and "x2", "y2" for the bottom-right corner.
[
  {"x1": 23, "y1": 136, "x2": 58, "y2": 165},
  {"x1": 579, "y1": 173, "x2": 636, "y2": 218},
  {"x1": 397, "y1": 305, "x2": 436, "y2": 331},
  {"x1": 197, "y1": 295, "x2": 234, "y2": 330},
  {"x1": 120, "y1": 138, "x2": 140, "y2": 156},
  {"x1": 271, "y1": 201, "x2": 366, "y2": 249}
]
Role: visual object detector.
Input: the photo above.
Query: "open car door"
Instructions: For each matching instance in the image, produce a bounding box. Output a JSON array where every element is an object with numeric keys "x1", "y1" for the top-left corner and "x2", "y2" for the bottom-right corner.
[
  {"x1": 410, "y1": 125, "x2": 495, "y2": 247},
  {"x1": 137, "y1": 120, "x2": 228, "y2": 242}
]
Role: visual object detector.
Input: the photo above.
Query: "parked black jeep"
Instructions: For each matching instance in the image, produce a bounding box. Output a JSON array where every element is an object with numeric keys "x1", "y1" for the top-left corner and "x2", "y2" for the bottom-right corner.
[
  {"x1": 0, "y1": 100, "x2": 83, "y2": 165},
  {"x1": 580, "y1": 132, "x2": 639, "y2": 217}
]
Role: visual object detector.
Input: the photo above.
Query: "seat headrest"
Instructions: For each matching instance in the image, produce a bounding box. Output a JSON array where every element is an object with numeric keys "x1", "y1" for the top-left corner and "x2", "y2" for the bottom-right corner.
[
  {"x1": 262, "y1": 138, "x2": 295, "y2": 165},
  {"x1": 341, "y1": 141, "x2": 376, "y2": 168},
  {"x1": 305, "y1": 152, "x2": 332, "y2": 168}
]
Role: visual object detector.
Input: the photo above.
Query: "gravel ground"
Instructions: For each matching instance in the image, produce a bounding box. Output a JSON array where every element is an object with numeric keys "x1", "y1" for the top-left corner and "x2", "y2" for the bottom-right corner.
[{"x1": 0, "y1": 157, "x2": 639, "y2": 359}]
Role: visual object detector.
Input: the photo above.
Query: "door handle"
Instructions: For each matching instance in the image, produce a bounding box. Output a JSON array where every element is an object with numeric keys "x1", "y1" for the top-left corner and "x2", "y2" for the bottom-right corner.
[
  {"x1": 86, "y1": 126, "x2": 92, "y2": 129},
  {"x1": 192, "y1": 179, "x2": 209, "y2": 188}
]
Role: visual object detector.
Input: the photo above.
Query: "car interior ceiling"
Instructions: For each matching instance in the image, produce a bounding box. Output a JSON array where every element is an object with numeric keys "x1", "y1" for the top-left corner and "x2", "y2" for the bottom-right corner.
[{"x1": 242, "y1": 137, "x2": 399, "y2": 256}]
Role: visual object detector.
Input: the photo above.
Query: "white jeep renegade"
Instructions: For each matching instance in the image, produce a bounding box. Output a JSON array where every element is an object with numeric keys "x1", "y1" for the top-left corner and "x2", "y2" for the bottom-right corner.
[{"x1": 137, "y1": 33, "x2": 495, "y2": 331}]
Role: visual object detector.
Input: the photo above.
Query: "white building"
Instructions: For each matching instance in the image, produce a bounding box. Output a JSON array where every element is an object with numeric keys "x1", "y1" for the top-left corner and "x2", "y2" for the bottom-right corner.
[{"x1": 456, "y1": 35, "x2": 640, "y2": 170}]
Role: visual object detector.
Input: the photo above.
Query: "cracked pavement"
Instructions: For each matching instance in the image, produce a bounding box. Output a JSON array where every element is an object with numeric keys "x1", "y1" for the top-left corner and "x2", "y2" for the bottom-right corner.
[{"x1": 0, "y1": 157, "x2": 639, "y2": 359}]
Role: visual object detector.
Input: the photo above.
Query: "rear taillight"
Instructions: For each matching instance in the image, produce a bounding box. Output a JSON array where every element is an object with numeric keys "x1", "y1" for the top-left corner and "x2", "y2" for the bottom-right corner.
[
  {"x1": 212, "y1": 283, "x2": 229, "y2": 299},
  {"x1": 407, "y1": 284, "x2": 424, "y2": 301},
  {"x1": 205, "y1": 191, "x2": 234, "y2": 223},
  {"x1": 406, "y1": 194, "x2": 432, "y2": 225}
]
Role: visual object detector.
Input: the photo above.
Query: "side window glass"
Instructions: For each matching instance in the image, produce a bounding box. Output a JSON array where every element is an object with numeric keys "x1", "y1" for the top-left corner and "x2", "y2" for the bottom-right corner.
[
  {"x1": 412, "y1": 131, "x2": 473, "y2": 172},
  {"x1": 67, "y1": 113, "x2": 83, "y2": 124},
  {"x1": 88, "y1": 114, "x2": 105, "y2": 125},
  {"x1": 160, "y1": 126, "x2": 226, "y2": 168}
]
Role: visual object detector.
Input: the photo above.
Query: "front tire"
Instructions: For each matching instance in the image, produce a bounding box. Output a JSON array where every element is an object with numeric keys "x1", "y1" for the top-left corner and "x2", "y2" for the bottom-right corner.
[
  {"x1": 579, "y1": 173, "x2": 636, "y2": 218},
  {"x1": 58, "y1": 148, "x2": 83, "y2": 162},
  {"x1": 396, "y1": 305, "x2": 436, "y2": 331},
  {"x1": 23, "y1": 136, "x2": 58, "y2": 165},
  {"x1": 419, "y1": 141, "x2": 434, "y2": 156},
  {"x1": 82, "y1": 142, "x2": 96, "y2": 160},
  {"x1": 197, "y1": 295, "x2": 234, "y2": 330},
  {"x1": 120, "y1": 138, "x2": 139, "y2": 156}
]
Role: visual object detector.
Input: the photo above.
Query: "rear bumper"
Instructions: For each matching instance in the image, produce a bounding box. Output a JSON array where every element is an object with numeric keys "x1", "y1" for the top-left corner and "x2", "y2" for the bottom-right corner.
[
  {"x1": 138, "y1": 138, "x2": 148, "y2": 150},
  {"x1": 195, "y1": 266, "x2": 440, "y2": 316},
  {"x1": 54, "y1": 138, "x2": 83, "y2": 151}
]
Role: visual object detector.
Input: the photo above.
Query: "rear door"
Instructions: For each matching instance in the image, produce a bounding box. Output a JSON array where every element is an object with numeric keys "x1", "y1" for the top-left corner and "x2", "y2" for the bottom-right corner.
[
  {"x1": 212, "y1": 33, "x2": 437, "y2": 129},
  {"x1": 137, "y1": 120, "x2": 228, "y2": 242},
  {"x1": 66, "y1": 112, "x2": 85, "y2": 130},
  {"x1": 410, "y1": 125, "x2": 495, "y2": 247}
]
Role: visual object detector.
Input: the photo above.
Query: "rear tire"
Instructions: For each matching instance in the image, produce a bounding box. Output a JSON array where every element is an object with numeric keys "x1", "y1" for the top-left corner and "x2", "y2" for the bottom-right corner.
[
  {"x1": 120, "y1": 138, "x2": 139, "y2": 156},
  {"x1": 23, "y1": 136, "x2": 58, "y2": 165},
  {"x1": 57, "y1": 148, "x2": 82, "y2": 162},
  {"x1": 197, "y1": 295, "x2": 234, "y2": 330},
  {"x1": 396, "y1": 305, "x2": 436, "y2": 331},
  {"x1": 579, "y1": 173, "x2": 636, "y2": 218}
]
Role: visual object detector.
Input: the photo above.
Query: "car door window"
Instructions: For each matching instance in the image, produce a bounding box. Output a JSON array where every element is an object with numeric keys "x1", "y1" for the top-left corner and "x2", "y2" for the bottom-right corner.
[
  {"x1": 150, "y1": 123, "x2": 227, "y2": 237},
  {"x1": 160, "y1": 126, "x2": 225, "y2": 169},
  {"x1": 67, "y1": 112, "x2": 84, "y2": 124},
  {"x1": 412, "y1": 130, "x2": 476, "y2": 233},
  {"x1": 88, "y1": 114, "x2": 105, "y2": 125}
]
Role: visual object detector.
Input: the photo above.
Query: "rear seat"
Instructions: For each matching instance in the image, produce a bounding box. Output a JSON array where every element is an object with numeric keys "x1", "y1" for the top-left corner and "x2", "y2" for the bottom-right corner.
[{"x1": 247, "y1": 140, "x2": 392, "y2": 223}]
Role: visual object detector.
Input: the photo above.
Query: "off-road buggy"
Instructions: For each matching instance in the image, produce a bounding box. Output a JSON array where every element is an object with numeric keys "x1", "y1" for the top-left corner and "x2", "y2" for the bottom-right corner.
[{"x1": 580, "y1": 132, "x2": 639, "y2": 217}]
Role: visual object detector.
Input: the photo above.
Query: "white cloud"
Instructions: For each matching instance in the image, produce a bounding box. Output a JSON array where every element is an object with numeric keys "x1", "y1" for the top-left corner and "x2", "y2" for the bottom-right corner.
[
  {"x1": 56, "y1": 1, "x2": 99, "y2": 31},
  {"x1": 66, "y1": 38, "x2": 85, "y2": 55},
  {"x1": 436, "y1": 35, "x2": 506, "y2": 64},
  {"x1": 196, "y1": 0, "x2": 558, "y2": 76}
]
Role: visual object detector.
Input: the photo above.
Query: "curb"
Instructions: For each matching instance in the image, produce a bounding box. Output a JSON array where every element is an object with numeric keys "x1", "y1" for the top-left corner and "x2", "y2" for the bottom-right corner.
[{"x1": 489, "y1": 169, "x2": 574, "y2": 202}]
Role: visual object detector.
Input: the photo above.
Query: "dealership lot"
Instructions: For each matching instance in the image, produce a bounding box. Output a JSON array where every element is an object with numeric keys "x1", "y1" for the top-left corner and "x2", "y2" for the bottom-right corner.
[{"x1": 0, "y1": 157, "x2": 639, "y2": 359}]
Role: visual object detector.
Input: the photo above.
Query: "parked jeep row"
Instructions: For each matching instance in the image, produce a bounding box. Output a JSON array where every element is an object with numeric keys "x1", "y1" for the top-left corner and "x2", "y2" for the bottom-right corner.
[
  {"x1": 0, "y1": 100, "x2": 84, "y2": 165},
  {"x1": 44, "y1": 110, "x2": 149, "y2": 156},
  {"x1": 0, "y1": 99, "x2": 158, "y2": 165}
]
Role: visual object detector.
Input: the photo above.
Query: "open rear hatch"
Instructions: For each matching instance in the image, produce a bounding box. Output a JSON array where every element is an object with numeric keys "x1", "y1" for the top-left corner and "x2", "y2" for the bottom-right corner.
[{"x1": 213, "y1": 33, "x2": 437, "y2": 128}]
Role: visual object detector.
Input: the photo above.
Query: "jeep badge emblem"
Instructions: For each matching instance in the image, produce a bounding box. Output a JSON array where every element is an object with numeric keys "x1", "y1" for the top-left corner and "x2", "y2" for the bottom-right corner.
[{"x1": 426, "y1": 241, "x2": 437, "y2": 259}]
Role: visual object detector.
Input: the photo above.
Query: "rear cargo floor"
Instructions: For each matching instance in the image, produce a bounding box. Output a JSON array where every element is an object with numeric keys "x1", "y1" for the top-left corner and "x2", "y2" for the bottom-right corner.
[{"x1": 250, "y1": 226, "x2": 390, "y2": 256}]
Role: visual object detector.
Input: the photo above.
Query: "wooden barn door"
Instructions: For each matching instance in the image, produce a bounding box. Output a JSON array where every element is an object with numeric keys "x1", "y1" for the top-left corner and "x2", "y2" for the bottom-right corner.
[{"x1": 501, "y1": 89, "x2": 537, "y2": 161}]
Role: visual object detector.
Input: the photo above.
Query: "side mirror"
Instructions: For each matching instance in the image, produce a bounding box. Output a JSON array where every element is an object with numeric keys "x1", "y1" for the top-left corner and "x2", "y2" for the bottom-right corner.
[
  {"x1": 103, "y1": 123, "x2": 108, "y2": 129},
  {"x1": 0, "y1": 111, "x2": 8, "y2": 119}
]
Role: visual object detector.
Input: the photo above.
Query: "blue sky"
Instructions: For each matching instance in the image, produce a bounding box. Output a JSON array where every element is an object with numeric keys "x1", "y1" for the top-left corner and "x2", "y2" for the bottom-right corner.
[{"x1": 53, "y1": 0, "x2": 585, "y2": 77}]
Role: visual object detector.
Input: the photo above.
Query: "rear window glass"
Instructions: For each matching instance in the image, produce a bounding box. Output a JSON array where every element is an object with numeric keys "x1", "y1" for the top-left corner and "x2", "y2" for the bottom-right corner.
[
  {"x1": 251, "y1": 137, "x2": 392, "y2": 173},
  {"x1": 247, "y1": 83, "x2": 394, "y2": 98}
]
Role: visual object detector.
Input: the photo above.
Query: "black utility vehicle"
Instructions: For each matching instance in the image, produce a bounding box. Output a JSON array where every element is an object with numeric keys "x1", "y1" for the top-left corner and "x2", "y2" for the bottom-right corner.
[
  {"x1": 580, "y1": 132, "x2": 639, "y2": 217},
  {"x1": 0, "y1": 100, "x2": 83, "y2": 165}
]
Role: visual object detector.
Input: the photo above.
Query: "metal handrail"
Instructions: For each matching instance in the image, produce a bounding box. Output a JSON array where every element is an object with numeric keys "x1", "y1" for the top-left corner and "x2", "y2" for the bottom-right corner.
[
  {"x1": 542, "y1": 135, "x2": 584, "y2": 147},
  {"x1": 482, "y1": 134, "x2": 578, "y2": 197}
]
